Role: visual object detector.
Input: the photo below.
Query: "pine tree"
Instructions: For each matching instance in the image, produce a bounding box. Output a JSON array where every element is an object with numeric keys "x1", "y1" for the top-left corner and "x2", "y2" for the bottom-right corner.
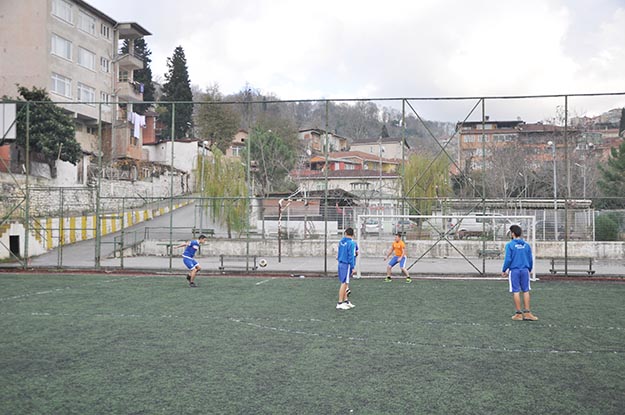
[
  {"x1": 159, "y1": 46, "x2": 193, "y2": 140},
  {"x1": 121, "y1": 38, "x2": 155, "y2": 114},
  {"x1": 380, "y1": 124, "x2": 390, "y2": 138}
]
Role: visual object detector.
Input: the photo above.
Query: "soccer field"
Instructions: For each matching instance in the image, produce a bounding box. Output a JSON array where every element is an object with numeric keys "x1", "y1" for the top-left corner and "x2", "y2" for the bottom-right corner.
[{"x1": 0, "y1": 273, "x2": 624, "y2": 415}]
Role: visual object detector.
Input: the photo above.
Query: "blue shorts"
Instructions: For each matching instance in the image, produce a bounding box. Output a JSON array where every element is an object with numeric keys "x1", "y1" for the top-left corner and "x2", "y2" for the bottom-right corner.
[
  {"x1": 338, "y1": 262, "x2": 352, "y2": 284},
  {"x1": 388, "y1": 256, "x2": 406, "y2": 268},
  {"x1": 183, "y1": 257, "x2": 199, "y2": 270},
  {"x1": 508, "y1": 268, "x2": 531, "y2": 293}
]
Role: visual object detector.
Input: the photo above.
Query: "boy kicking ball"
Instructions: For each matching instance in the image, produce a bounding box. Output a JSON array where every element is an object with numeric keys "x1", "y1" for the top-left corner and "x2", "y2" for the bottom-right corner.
[{"x1": 175, "y1": 235, "x2": 207, "y2": 288}]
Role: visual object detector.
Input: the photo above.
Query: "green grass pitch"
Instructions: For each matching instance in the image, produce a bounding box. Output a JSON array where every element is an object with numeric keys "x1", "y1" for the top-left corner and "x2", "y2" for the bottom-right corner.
[{"x1": 0, "y1": 273, "x2": 624, "y2": 414}]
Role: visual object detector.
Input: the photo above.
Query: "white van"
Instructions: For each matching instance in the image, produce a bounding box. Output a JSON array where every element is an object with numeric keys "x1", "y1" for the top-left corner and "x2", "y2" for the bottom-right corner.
[{"x1": 448, "y1": 213, "x2": 510, "y2": 239}]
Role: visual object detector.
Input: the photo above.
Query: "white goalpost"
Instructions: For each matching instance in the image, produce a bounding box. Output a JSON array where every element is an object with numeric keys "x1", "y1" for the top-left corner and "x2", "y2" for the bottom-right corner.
[{"x1": 355, "y1": 214, "x2": 537, "y2": 280}]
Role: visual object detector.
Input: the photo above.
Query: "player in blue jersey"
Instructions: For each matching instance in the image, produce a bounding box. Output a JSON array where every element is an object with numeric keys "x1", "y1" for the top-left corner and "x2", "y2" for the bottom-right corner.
[
  {"x1": 346, "y1": 240, "x2": 358, "y2": 298},
  {"x1": 502, "y1": 225, "x2": 538, "y2": 321},
  {"x1": 336, "y1": 228, "x2": 356, "y2": 310},
  {"x1": 175, "y1": 235, "x2": 208, "y2": 288}
]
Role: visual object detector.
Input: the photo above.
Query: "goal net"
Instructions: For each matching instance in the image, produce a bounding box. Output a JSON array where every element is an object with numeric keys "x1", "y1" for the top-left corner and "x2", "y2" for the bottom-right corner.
[{"x1": 354, "y1": 214, "x2": 536, "y2": 279}]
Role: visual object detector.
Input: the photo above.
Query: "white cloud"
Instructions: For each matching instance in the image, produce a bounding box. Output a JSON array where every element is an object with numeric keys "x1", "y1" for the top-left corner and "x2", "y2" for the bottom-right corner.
[{"x1": 87, "y1": 0, "x2": 625, "y2": 121}]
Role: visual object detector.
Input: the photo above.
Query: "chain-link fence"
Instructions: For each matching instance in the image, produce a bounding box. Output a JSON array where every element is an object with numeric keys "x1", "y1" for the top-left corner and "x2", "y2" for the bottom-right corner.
[{"x1": 1, "y1": 94, "x2": 624, "y2": 275}]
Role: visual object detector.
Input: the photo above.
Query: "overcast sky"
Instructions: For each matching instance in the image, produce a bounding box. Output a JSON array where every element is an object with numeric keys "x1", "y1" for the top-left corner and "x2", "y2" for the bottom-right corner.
[{"x1": 88, "y1": 0, "x2": 625, "y2": 122}]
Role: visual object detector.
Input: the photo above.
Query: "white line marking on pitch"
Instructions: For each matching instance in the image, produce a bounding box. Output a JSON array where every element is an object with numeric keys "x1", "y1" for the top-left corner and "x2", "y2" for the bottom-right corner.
[
  {"x1": 255, "y1": 279, "x2": 273, "y2": 285},
  {"x1": 5, "y1": 311, "x2": 623, "y2": 354},
  {"x1": 0, "y1": 277, "x2": 131, "y2": 302},
  {"x1": 226, "y1": 318, "x2": 625, "y2": 355}
]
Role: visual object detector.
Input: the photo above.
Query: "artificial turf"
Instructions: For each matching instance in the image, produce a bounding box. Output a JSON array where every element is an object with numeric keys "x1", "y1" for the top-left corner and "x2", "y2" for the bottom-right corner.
[{"x1": 0, "y1": 273, "x2": 623, "y2": 414}]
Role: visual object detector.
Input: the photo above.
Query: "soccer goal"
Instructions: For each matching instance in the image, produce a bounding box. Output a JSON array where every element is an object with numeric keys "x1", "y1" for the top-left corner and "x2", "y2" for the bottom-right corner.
[{"x1": 355, "y1": 213, "x2": 536, "y2": 279}]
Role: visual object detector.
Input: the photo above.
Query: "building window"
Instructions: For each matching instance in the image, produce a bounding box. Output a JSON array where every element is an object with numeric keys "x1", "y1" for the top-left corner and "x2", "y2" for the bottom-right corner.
[
  {"x1": 99, "y1": 91, "x2": 110, "y2": 105},
  {"x1": 77, "y1": 10, "x2": 96, "y2": 35},
  {"x1": 231, "y1": 146, "x2": 242, "y2": 157},
  {"x1": 51, "y1": 33, "x2": 72, "y2": 60},
  {"x1": 77, "y1": 47, "x2": 95, "y2": 70},
  {"x1": 86, "y1": 126, "x2": 98, "y2": 135},
  {"x1": 100, "y1": 57, "x2": 110, "y2": 73},
  {"x1": 119, "y1": 70, "x2": 129, "y2": 82},
  {"x1": 51, "y1": 73, "x2": 71, "y2": 98},
  {"x1": 100, "y1": 23, "x2": 110, "y2": 39},
  {"x1": 52, "y1": 0, "x2": 73, "y2": 24},
  {"x1": 350, "y1": 182, "x2": 370, "y2": 191},
  {"x1": 77, "y1": 82, "x2": 95, "y2": 105}
]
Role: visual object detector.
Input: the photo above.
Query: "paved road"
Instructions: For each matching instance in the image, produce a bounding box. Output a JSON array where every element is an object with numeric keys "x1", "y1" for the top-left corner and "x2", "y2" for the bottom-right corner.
[
  {"x1": 12, "y1": 202, "x2": 625, "y2": 277},
  {"x1": 99, "y1": 254, "x2": 624, "y2": 278},
  {"x1": 28, "y1": 203, "x2": 212, "y2": 268}
]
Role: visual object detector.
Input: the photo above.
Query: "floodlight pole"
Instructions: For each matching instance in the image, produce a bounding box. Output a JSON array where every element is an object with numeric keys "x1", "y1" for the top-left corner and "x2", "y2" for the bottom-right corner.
[
  {"x1": 168, "y1": 103, "x2": 175, "y2": 270},
  {"x1": 548, "y1": 140, "x2": 557, "y2": 241},
  {"x1": 23, "y1": 103, "x2": 30, "y2": 268},
  {"x1": 378, "y1": 138, "x2": 384, "y2": 230},
  {"x1": 95, "y1": 103, "x2": 102, "y2": 269},
  {"x1": 323, "y1": 101, "x2": 329, "y2": 275},
  {"x1": 199, "y1": 140, "x2": 207, "y2": 231}
]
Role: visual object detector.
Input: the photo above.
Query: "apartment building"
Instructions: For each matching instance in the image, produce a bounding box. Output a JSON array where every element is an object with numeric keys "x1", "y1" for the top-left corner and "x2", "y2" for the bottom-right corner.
[
  {"x1": 0, "y1": 0, "x2": 150, "y2": 179},
  {"x1": 298, "y1": 128, "x2": 350, "y2": 154},
  {"x1": 349, "y1": 137, "x2": 410, "y2": 160},
  {"x1": 455, "y1": 119, "x2": 524, "y2": 172},
  {"x1": 455, "y1": 116, "x2": 623, "y2": 173}
]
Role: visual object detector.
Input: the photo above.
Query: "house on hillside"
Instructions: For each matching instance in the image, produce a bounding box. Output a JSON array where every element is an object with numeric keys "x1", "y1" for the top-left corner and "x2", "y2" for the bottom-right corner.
[
  {"x1": 350, "y1": 137, "x2": 410, "y2": 160},
  {"x1": 298, "y1": 128, "x2": 350, "y2": 153},
  {"x1": 256, "y1": 189, "x2": 359, "y2": 236},
  {"x1": 308, "y1": 151, "x2": 399, "y2": 173},
  {"x1": 291, "y1": 168, "x2": 401, "y2": 227},
  {"x1": 225, "y1": 129, "x2": 248, "y2": 158}
]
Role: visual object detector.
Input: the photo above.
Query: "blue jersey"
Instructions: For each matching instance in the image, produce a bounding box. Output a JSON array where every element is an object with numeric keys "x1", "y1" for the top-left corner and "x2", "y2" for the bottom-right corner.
[
  {"x1": 337, "y1": 237, "x2": 356, "y2": 269},
  {"x1": 183, "y1": 240, "x2": 200, "y2": 259},
  {"x1": 502, "y1": 238, "x2": 533, "y2": 272}
]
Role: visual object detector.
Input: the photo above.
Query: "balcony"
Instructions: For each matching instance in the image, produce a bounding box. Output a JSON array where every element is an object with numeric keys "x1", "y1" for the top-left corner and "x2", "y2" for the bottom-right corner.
[
  {"x1": 112, "y1": 127, "x2": 142, "y2": 161},
  {"x1": 117, "y1": 81, "x2": 143, "y2": 102},
  {"x1": 116, "y1": 53, "x2": 143, "y2": 71}
]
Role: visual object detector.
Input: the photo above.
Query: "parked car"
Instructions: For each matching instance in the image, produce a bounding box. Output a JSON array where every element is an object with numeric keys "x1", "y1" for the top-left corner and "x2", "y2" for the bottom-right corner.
[
  {"x1": 534, "y1": 220, "x2": 565, "y2": 240},
  {"x1": 448, "y1": 213, "x2": 510, "y2": 239},
  {"x1": 364, "y1": 218, "x2": 382, "y2": 234},
  {"x1": 394, "y1": 219, "x2": 418, "y2": 234}
]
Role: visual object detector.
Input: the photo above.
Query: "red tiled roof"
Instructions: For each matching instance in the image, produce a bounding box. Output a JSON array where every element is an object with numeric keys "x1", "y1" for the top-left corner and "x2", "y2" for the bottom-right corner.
[{"x1": 310, "y1": 151, "x2": 398, "y2": 164}]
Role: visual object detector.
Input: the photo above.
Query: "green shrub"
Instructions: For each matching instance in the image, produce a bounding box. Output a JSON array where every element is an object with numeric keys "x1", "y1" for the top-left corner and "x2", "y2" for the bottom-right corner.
[{"x1": 595, "y1": 214, "x2": 619, "y2": 241}]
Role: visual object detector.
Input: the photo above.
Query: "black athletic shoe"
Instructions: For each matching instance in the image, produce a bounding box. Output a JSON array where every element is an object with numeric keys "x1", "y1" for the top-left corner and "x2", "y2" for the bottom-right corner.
[{"x1": 189, "y1": 282, "x2": 198, "y2": 288}]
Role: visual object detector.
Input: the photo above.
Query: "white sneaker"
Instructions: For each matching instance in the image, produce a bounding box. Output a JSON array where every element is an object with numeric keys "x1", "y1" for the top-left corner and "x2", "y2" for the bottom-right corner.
[
  {"x1": 344, "y1": 301, "x2": 355, "y2": 309},
  {"x1": 336, "y1": 302, "x2": 350, "y2": 310}
]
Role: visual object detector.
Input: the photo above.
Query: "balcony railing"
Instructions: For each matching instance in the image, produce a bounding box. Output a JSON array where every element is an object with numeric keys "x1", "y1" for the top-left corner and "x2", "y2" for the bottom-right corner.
[
  {"x1": 117, "y1": 81, "x2": 143, "y2": 102},
  {"x1": 116, "y1": 53, "x2": 143, "y2": 71}
]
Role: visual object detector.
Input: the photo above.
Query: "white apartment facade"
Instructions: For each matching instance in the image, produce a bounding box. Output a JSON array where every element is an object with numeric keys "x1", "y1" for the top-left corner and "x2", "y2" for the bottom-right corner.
[
  {"x1": 349, "y1": 137, "x2": 409, "y2": 160},
  {"x1": 0, "y1": 0, "x2": 150, "y2": 180}
]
